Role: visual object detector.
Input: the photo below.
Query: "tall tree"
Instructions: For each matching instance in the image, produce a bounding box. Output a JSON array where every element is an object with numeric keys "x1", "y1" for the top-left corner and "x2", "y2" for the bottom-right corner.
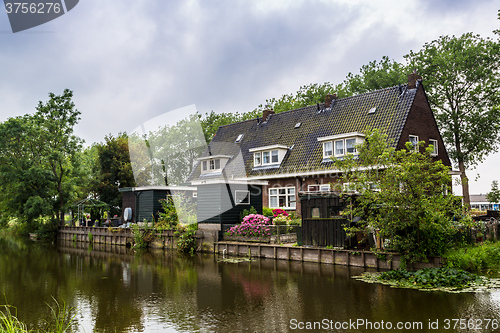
[
  {"x1": 0, "y1": 89, "x2": 82, "y2": 227},
  {"x1": 405, "y1": 33, "x2": 500, "y2": 209},
  {"x1": 336, "y1": 56, "x2": 407, "y2": 97},
  {"x1": 486, "y1": 180, "x2": 500, "y2": 204},
  {"x1": 35, "y1": 89, "x2": 83, "y2": 223},
  {"x1": 0, "y1": 115, "x2": 53, "y2": 229},
  {"x1": 92, "y1": 133, "x2": 136, "y2": 215},
  {"x1": 333, "y1": 129, "x2": 465, "y2": 265}
]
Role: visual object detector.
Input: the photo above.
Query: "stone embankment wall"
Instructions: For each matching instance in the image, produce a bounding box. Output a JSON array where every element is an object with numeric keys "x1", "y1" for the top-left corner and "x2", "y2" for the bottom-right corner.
[
  {"x1": 58, "y1": 227, "x2": 443, "y2": 269},
  {"x1": 215, "y1": 242, "x2": 444, "y2": 270}
]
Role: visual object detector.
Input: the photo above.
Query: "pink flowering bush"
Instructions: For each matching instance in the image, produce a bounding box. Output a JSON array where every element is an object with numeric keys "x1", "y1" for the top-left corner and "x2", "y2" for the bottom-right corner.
[
  {"x1": 272, "y1": 209, "x2": 288, "y2": 217},
  {"x1": 227, "y1": 214, "x2": 272, "y2": 237}
]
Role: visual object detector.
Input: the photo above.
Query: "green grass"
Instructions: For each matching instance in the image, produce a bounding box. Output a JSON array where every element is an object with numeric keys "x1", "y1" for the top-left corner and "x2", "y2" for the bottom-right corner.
[
  {"x1": 445, "y1": 241, "x2": 500, "y2": 273},
  {"x1": 0, "y1": 305, "x2": 28, "y2": 333},
  {"x1": 0, "y1": 299, "x2": 77, "y2": 333}
]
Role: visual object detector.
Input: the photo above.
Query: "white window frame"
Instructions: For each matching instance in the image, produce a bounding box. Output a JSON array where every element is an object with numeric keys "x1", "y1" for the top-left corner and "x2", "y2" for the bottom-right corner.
[
  {"x1": 429, "y1": 139, "x2": 438, "y2": 156},
  {"x1": 235, "y1": 190, "x2": 250, "y2": 205},
  {"x1": 235, "y1": 134, "x2": 244, "y2": 143},
  {"x1": 307, "y1": 184, "x2": 331, "y2": 192},
  {"x1": 334, "y1": 139, "x2": 344, "y2": 157},
  {"x1": 192, "y1": 191, "x2": 197, "y2": 198},
  {"x1": 409, "y1": 135, "x2": 419, "y2": 152},
  {"x1": 269, "y1": 186, "x2": 296, "y2": 209},
  {"x1": 198, "y1": 155, "x2": 231, "y2": 174},
  {"x1": 318, "y1": 132, "x2": 364, "y2": 158},
  {"x1": 323, "y1": 141, "x2": 333, "y2": 158},
  {"x1": 254, "y1": 152, "x2": 261, "y2": 166},
  {"x1": 346, "y1": 138, "x2": 357, "y2": 154},
  {"x1": 342, "y1": 182, "x2": 357, "y2": 193},
  {"x1": 250, "y1": 146, "x2": 287, "y2": 167},
  {"x1": 271, "y1": 150, "x2": 279, "y2": 163},
  {"x1": 209, "y1": 159, "x2": 221, "y2": 170}
]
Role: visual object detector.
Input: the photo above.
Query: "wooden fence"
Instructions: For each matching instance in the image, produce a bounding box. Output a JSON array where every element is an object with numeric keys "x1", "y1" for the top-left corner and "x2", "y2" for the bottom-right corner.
[{"x1": 302, "y1": 218, "x2": 349, "y2": 247}]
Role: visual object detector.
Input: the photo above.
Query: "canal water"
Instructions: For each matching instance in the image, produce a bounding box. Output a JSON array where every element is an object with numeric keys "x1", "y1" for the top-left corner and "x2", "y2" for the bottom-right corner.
[{"x1": 1, "y1": 236, "x2": 500, "y2": 332}]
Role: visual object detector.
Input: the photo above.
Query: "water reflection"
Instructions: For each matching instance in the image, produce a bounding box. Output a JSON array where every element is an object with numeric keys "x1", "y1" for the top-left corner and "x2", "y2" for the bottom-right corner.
[{"x1": 1, "y1": 237, "x2": 500, "y2": 332}]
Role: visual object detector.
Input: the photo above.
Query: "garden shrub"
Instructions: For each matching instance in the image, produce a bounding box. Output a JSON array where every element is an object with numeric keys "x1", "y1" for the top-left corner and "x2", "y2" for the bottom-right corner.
[
  {"x1": 176, "y1": 226, "x2": 197, "y2": 255},
  {"x1": 239, "y1": 206, "x2": 257, "y2": 222},
  {"x1": 446, "y1": 241, "x2": 500, "y2": 272},
  {"x1": 262, "y1": 207, "x2": 274, "y2": 217},
  {"x1": 272, "y1": 208, "x2": 288, "y2": 217},
  {"x1": 227, "y1": 214, "x2": 271, "y2": 237}
]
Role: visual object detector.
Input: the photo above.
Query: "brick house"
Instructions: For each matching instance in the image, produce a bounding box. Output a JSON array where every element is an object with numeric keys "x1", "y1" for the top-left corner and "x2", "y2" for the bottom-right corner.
[{"x1": 189, "y1": 73, "x2": 451, "y2": 225}]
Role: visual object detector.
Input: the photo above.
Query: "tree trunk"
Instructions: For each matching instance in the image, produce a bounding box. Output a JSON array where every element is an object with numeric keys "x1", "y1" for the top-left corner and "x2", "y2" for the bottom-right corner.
[{"x1": 459, "y1": 160, "x2": 471, "y2": 211}]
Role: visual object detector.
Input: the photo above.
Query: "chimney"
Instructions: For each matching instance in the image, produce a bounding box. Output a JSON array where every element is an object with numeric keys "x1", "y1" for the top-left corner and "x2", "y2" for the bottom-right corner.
[
  {"x1": 325, "y1": 94, "x2": 338, "y2": 108},
  {"x1": 407, "y1": 70, "x2": 422, "y2": 89},
  {"x1": 262, "y1": 108, "x2": 275, "y2": 122}
]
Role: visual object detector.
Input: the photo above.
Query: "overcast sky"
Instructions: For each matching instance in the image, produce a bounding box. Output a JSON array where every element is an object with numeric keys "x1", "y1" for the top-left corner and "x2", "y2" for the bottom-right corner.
[{"x1": 1, "y1": 0, "x2": 499, "y2": 195}]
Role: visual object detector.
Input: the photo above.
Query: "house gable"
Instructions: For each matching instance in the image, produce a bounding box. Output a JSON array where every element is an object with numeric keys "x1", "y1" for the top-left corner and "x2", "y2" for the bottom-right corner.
[{"x1": 397, "y1": 84, "x2": 451, "y2": 167}]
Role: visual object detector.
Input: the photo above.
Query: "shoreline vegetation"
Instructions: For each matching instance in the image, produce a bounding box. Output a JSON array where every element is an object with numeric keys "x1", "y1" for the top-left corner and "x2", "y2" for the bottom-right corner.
[
  {"x1": 353, "y1": 241, "x2": 500, "y2": 292},
  {"x1": 0, "y1": 299, "x2": 76, "y2": 333}
]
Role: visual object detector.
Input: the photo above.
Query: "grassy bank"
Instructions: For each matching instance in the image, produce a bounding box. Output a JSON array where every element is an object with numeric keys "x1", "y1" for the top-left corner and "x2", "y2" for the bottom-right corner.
[{"x1": 445, "y1": 241, "x2": 500, "y2": 273}]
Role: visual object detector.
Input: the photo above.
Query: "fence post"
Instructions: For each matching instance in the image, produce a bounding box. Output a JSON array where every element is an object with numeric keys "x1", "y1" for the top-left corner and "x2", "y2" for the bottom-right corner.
[{"x1": 276, "y1": 225, "x2": 281, "y2": 244}]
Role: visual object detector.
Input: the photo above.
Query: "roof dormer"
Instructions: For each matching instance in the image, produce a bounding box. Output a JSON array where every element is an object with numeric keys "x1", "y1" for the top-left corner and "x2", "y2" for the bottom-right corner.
[
  {"x1": 198, "y1": 155, "x2": 232, "y2": 175},
  {"x1": 249, "y1": 144, "x2": 288, "y2": 169},
  {"x1": 317, "y1": 132, "x2": 365, "y2": 161}
]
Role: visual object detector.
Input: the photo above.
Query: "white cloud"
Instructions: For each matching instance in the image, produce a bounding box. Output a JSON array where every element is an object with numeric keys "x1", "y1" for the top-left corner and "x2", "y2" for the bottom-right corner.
[{"x1": 0, "y1": 0, "x2": 498, "y2": 193}]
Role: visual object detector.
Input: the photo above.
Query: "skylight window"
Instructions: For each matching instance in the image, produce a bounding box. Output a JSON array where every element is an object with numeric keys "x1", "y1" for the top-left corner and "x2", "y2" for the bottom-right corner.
[
  {"x1": 368, "y1": 107, "x2": 377, "y2": 114},
  {"x1": 235, "y1": 134, "x2": 244, "y2": 143},
  {"x1": 295, "y1": 122, "x2": 301, "y2": 128}
]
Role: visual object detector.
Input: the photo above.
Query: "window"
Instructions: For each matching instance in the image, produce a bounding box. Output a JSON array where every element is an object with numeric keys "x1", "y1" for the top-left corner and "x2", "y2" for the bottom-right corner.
[
  {"x1": 263, "y1": 151, "x2": 270, "y2": 164},
  {"x1": 429, "y1": 139, "x2": 438, "y2": 156},
  {"x1": 198, "y1": 155, "x2": 231, "y2": 174},
  {"x1": 269, "y1": 187, "x2": 296, "y2": 209},
  {"x1": 271, "y1": 150, "x2": 279, "y2": 163},
  {"x1": 346, "y1": 138, "x2": 356, "y2": 154},
  {"x1": 318, "y1": 132, "x2": 365, "y2": 159},
  {"x1": 235, "y1": 190, "x2": 250, "y2": 205},
  {"x1": 343, "y1": 182, "x2": 357, "y2": 193},
  {"x1": 235, "y1": 134, "x2": 244, "y2": 143},
  {"x1": 209, "y1": 159, "x2": 221, "y2": 170},
  {"x1": 254, "y1": 152, "x2": 261, "y2": 166},
  {"x1": 335, "y1": 140, "x2": 344, "y2": 156},
  {"x1": 311, "y1": 207, "x2": 320, "y2": 218},
  {"x1": 409, "y1": 135, "x2": 419, "y2": 151},
  {"x1": 308, "y1": 184, "x2": 331, "y2": 192},
  {"x1": 254, "y1": 149, "x2": 281, "y2": 166},
  {"x1": 323, "y1": 141, "x2": 333, "y2": 158},
  {"x1": 250, "y1": 145, "x2": 288, "y2": 167}
]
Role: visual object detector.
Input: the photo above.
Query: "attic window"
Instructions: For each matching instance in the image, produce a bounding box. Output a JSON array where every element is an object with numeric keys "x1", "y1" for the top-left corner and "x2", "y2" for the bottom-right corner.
[
  {"x1": 317, "y1": 132, "x2": 365, "y2": 159},
  {"x1": 250, "y1": 144, "x2": 288, "y2": 168},
  {"x1": 295, "y1": 122, "x2": 301, "y2": 128},
  {"x1": 368, "y1": 107, "x2": 377, "y2": 114},
  {"x1": 235, "y1": 134, "x2": 244, "y2": 143},
  {"x1": 198, "y1": 155, "x2": 231, "y2": 174},
  {"x1": 429, "y1": 139, "x2": 438, "y2": 156}
]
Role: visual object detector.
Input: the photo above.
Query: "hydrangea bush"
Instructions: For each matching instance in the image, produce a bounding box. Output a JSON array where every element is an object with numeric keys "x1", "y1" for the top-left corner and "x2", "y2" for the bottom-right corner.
[
  {"x1": 227, "y1": 214, "x2": 271, "y2": 237},
  {"x1": 272, "y1": 208, "x2": 288, "y2": 217}
]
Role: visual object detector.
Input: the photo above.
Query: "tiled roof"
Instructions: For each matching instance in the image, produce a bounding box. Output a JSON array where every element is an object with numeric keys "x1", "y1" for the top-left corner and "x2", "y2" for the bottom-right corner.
[{"x1": 189, "y1": 84, "x2": 417, "y2": 181}]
